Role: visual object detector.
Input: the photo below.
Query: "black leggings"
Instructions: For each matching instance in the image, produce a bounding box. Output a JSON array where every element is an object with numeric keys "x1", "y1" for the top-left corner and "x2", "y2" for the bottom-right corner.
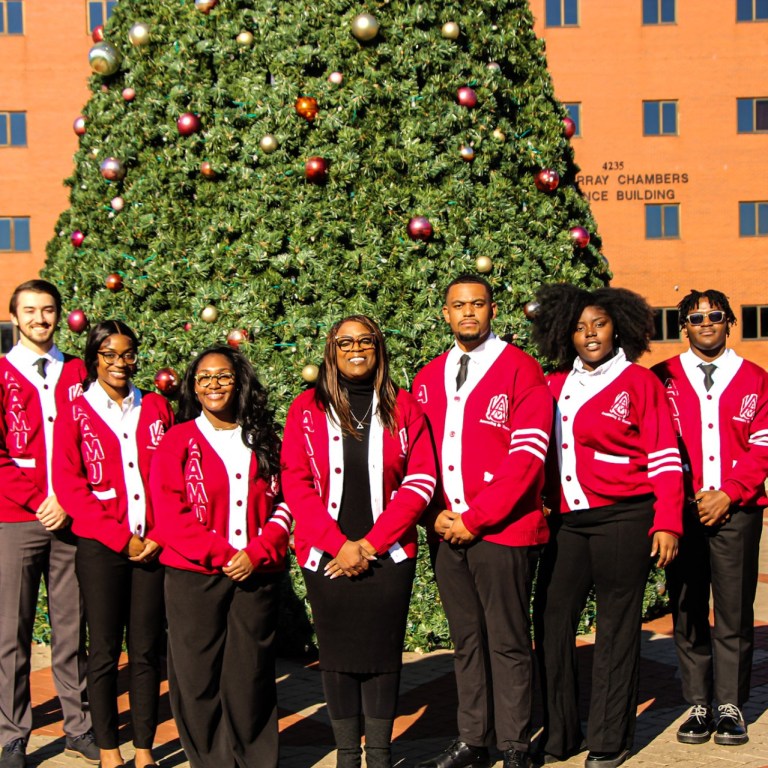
[{"x1": 322, "y1": 670, "x2": 401, "y2": 720}]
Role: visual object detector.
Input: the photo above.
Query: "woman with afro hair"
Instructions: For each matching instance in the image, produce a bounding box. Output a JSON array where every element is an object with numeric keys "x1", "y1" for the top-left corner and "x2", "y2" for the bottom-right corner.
[{"x1": 530, "y1": 284, "x2": 684, "y2": 768}]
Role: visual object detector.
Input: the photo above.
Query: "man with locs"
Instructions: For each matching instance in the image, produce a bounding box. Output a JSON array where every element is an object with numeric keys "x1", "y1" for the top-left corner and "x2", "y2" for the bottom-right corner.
[
  {"x1": 412, "y1": 275, "x2": 552, "y2": 768},
  {"x1": 652, "y1": 289, "x2": 768, "y2": 747},
  {"x1": 0, "y1": 280, "x2": 97, "y2": 768}
]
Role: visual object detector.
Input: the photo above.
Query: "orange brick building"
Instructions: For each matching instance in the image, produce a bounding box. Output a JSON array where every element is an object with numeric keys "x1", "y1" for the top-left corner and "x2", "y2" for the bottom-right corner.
[{"x1": 1, "y1": 0, "x2": 767, "y2": 367}]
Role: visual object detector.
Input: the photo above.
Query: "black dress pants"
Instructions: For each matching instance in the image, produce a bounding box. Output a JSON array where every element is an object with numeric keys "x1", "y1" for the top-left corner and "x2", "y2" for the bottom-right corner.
[
  {"x1": 432, "y1": 539, "x2": 539, "y2": 752},
  {"x1": 75, "y1": 537, "x2": 165, "y2": 749},
  {"x1": 165, "y1": 567, "x2": 280, "y2": 768},
  {"x1": 666, "y1": 505, "x2": 763, "y2": 707},
  {"x1": 533, "y1": 499, "x2": 654, "y2": 757}
]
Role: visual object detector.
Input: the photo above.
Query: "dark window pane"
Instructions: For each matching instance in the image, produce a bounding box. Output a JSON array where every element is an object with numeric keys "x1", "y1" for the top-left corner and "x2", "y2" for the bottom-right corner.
[
  {"x1": 0, "y1": 323, "x2": 14, "y2": 354},
  {"x1": 0, "y1": 115, "x2": 7, "y2": 146},
  {"x1": 644, "y1": 102, "x2": 660, "y2": 135},
  {"x1": 566, "y1": 103, "x2": 581, "y2": 135},
  {"x1": 545, "y1": 0, "x2": 562, "y2": 25},
  {"x1": 756, "y1": 99, "x2": 768, "y2": 130},
  {"x1": 662, "y1": 102, "x2": 677, "y2": 133},
  {"x1": 564, "y1": 0, "x2": 579, "y2": 24},
  {"x1": 760, "y1": 306, "x2": 768, "y2": 337},
  {"x1": 0, "y1": 220, "x2": 10, "y2": 250},
  {"x1": 642, "y1": 0, "x2": 657, "y2": 24},
  {"x1": 758, "y1": 203, "x2": 768, "y2": 235},
  {"x1": 107, "y1": 1, "x2": 118, "y2": 19},
  {"x1": 757, "y1": 0, "x2": 768, "y2": 19},
  {"x1": 740, "y1": 202, "x2": 756, "y2": 236},
  {"x1": 652, "y1": 309, "x2": 663, "y2": 340},
  {"x1": 89, "y1": 2, "x2": 104, "y2": 31},
  {"x1": 7, "y1": 1, "x2": 22, "y2": 33},
  {"x1": 737, "y1": 99, "x2": 753, "y2": 132},
  {"x1": 665, "y1": 309, "x2": 680, "y2": 339},
  {"x1": 646, "y1": 205, "x2": 662, "y2": 238},
  {"x1": 737, "y1": 0, "x2": 752, "y2": 20},
  {"x1": 663, "y1": 205, "x2": 679, "y2": 236},
  {"x1": 661, "y1": 0, "x2": 675, "y2": 22},
  {"x1": 13, "y1": 218, "x2": 30, "y2": 251},
  {"x1": 743, "y1": 306, "x2": 758, "y2": 338},
  {"x1": 10, "y1": 113, "x2": 25, "y2": 146}
]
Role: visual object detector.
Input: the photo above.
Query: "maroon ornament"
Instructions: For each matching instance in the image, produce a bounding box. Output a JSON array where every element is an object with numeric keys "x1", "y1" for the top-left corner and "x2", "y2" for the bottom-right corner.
[
  {"x1": 295, "y1": 96, "x2": 319, "y2": 122},
  {"x1": 67, "y1": 310, "x2": 88, "y2": 333},
  {"x1": 177, "y1": 112, "x2": 201, "y2": 136},
  {"x1": 71, "y1": 230, "x2": 85, "y2": 247},
  {"x1": 100, "y1": 157, "x2": 126, "y2": 181},
  {"x1": 305, "y1": 156, "x2": 329, "y2": 184},
  {"x1": 183, "y1": 321, "x2": 193, "y2": 332},
  {"x1": 73, "y1": 116, "x2": 86, "y2": 136},
  {"x1": 200, "y1": 161, "x2": 216, "y2": 178},
  {"x1": 534, "y1": 168, "x2": 560, "y2": 192},
  {"x1": 407, "y1": 216, "x2": 433, "y2": 242},
  {"x1": 563, "y1": 116, "x2": 576, "y2": 139},
  {"x1": 105, "y1": 273, "x2": 123, "y2": 291},
  {"x1": 122, "y1": 87, "x2": 136, "y2": 102},
  {"x1": 227, "y1": 329, "x2": 249, "y2": 349},
  {"x1": 456, "y1": 86, "x2": 478, "y2": 108},
  {"x1": 569, "y1": 226, "x2": 590, "y2": 249},
  {"x1": 523, "y1": 301, "x2": 540, "y2": 320},
  {"x1": 154, "y1": 367, "x2": 180, "y2": 395},
  {"x1": 91, "y1": 25, "x2": 104, "y2": 43}
]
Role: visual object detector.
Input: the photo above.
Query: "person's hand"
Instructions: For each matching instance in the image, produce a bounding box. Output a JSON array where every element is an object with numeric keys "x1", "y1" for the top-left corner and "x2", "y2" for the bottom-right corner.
[
  {"x1": 129, "y1": 538, "x2": 161, "y2": 563},
  {"x1": 695, "y1": 490, "x2": 732, "y2": 526},
  {"x1": 223, "y1": 550, "x2": 255, "y2": 581},
  {"x1": 443, "y1": 514, "x2": 476, "y2": 545},
  {"x1": 651, "y1": 531, "x2": 678, "y2": 567},
  {"x1": 325, "y1": 539, "x2": 376, "y2": 579},
  {"x1": 123, "y1": 534, "x2": 146, "y2": 559},
  {"x1": 36, "y1": 495, "x2": 69, "y2": 531},
  {"x1": 434, "y1": 510, "x2": 458, "y2": 538}
]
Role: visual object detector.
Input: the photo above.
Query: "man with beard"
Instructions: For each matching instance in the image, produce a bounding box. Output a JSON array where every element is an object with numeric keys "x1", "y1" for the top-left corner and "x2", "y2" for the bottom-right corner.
[
  {"x1": 412, "y1": 275, "x2": 552, "y2": 768},
  {"x1": 0, "y1": 280, "x2": 97, "y2": 768}
]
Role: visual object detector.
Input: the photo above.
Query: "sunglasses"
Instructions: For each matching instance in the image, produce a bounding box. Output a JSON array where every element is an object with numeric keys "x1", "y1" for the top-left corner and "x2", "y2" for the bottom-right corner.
[{"x1": 685, "y1": 310, "x2": 726, "y2": 326}]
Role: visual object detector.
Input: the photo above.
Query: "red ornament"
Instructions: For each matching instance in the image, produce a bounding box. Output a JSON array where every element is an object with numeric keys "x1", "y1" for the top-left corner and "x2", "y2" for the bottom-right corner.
[
  {"x1": 534, "y1": 168, "x2": 560, "y2": 192},
  {"x1": 100, "y1": 157, "x2": 126, "y2": 181},
  {"x1": 227, "y1": 329, "x2": 249, "y2": 349},
  {"x1": 122, "y1": 87, "x2": 136, "y2": 102},
  {"x1": 569, "y1": 226, "x2": 590, "y2": 249},
  {"x1": 154, "y1": 367, "x2": 180, "y2": 395},
  {"x1": 295, "y1": 96, "x2": 319, "y2": 122},
  {"x1": 407, "y1": 216, "x2": 433, "y2": 242},
  {"x1": 563, "y1": 116, "x2": 576, "y2": 139},
  {"x1": 71, "y1": 230, "x2": 85, "y2": 247},
  {"x1": 457, "y1": 86, "x2": 478, "y2": 108},
  {"x1": 305, "y1": 156, "x2": 329, "y2": 184},
  {"x1": 73, "y1": 116, "x2": 86, "y2": 136},
  {"x1": 105, "y1": 273, "x2": 123, "y2": 291},
  {"x1": 177, "y1": 112, "x2": 201, "y2": 136},
  {"x1": 200, "y1": 161, "x2": 216, "y2": 179},
  {"x1": 523, "y1": 301, "x2": 540, "y2": 320},
  {"x1": 183, "y1": 322, "x2": 193, "y2": 332},
  {"x1": 91, "y1": 25, "x2": 104, "y2": 43},
  {"x1": 67, "y1": 310, "x2": 88, "y2": 333}
]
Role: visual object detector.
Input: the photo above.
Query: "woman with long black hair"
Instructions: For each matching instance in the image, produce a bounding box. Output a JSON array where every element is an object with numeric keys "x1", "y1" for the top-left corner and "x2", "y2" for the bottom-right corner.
[{"x1": 150, "y1": 345, "x2": 290, "y2": 768}]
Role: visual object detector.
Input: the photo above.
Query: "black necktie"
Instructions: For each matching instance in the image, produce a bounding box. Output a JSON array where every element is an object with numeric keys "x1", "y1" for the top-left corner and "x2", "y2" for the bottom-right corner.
[
  {"x1": 456, "y1": 354, "x2": 470, "y2": 390},
  {"x1": 699, "y1": 363, "x2": 716, "y2": 392},
  {"x1": 35, "y1": 358, "x2": 47, "y2": 379}
]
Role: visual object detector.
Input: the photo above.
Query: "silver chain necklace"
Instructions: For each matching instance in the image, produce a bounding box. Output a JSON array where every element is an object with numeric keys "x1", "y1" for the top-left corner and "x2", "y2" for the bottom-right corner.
[{"x1": 350, "y1": 400, "x2": 373, "y2": 430}]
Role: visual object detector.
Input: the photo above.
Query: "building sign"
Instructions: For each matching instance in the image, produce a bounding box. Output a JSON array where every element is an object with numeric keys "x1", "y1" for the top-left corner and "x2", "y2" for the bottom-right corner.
[{"x1": 576, "y1": 166, "x2": 689, "y2": 202}]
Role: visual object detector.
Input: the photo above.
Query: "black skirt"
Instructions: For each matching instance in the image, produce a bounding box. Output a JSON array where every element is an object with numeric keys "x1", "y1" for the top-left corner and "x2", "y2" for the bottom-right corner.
[{"x1": 303, "y1": 551, "x2": 416, "y2": 673}]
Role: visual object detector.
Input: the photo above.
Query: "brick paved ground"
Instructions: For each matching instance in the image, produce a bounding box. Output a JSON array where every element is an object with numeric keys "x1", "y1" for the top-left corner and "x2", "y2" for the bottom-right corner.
[{"x1": 21, "y1": 511, "x2": 768, "y2": 767}]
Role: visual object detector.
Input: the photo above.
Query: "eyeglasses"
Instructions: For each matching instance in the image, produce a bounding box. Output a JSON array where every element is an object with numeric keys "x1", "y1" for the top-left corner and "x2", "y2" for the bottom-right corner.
[
  {"x1": 97, "y1": 350, "x2": 138, "y2": 365},
  {"x1": 194, "y1": 372, "x2": 236, "y2": 388},
  {"x1": 334, "y1": 335, "x2": 377, "y2": 351},
  {"x1": 685, "y1": 310, "x2": 726, "y2": 326}
]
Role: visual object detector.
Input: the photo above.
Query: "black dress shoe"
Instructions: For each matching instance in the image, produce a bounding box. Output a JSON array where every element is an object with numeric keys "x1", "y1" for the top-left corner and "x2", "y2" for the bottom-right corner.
[
  {"x1": 415, "y1": 739, "x2": 492, "y2": 768},
  {"x1": 714, "y1": 703, "x2": 748, "y2": 745},
  {"x1": 502, "y1": 748, "x2": 530, "y2": 768},
  {"x1": 584, "y1": 749, "x2": 630, "y2": 768},
  {"x1": 676, "y1": 704, "x2": 714, "y2": 744},
  {"x1": 0, "y1": 739, "x2": 26, "y2": 768}
]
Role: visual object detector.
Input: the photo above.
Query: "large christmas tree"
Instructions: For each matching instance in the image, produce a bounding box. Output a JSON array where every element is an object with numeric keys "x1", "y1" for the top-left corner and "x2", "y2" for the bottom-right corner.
[{"x1": 44, "y1": 0, "x2": 621, "y2": 649}]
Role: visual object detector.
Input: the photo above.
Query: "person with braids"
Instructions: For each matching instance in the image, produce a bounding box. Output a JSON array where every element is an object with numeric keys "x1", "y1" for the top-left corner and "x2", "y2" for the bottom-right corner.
[
  {"x1": 281, "y1": 315, "x2": 436, "y2": 768},
  {"x1": 530, "y1": 284, "x2": 684, "y2": 768},
  {"x1": 150, "y1": 346, "x2": 290, "y2": 768},
  {"x1": 652, "y1": 289, "x2": 768, "y2": 747},
  {"x1": 53, "y1": 320, "x2": 173, "y2": 768}
]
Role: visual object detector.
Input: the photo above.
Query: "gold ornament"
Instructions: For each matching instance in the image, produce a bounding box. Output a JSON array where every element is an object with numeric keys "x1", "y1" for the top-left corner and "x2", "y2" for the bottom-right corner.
[
  {"x1": 492, "y1": 127, "x2": 506, "y2": 142},
  {"x1": 302, "y1": 364, "x2": 319, "y2": 383},
  {"x1": 259, "y1": 134, "x2": 279, "y2": 153},
  {"x1": 476, "y1": 256, "x2": 493, "y2": 273},
  {"x1": 236, "y1": 31, "x2": 254, "y2": 45},
  {"x1": 195, "y1": 0, "x2": 217, "y2": 12},
  {"x1": 295, "y1": 96, "x2": 319, "y2": 122},
  {"x1": 460, "y1": 145, "x2": 476, "y2": 162},
  {"x1": 351, "y1": 13, "x2": 379, "y2": 42},
  {"x1": 201, "y1": 305, "x2": 218, "y2": 323},
  {"x1": 89, "y1": 42, "x2": 121, "y2": 76},
  {"x1": 441, "y1": 21, "x2": 460, "y2": 39},
  {"x1": 128, "y1": 22, "x2": 150, "y2": 46}
]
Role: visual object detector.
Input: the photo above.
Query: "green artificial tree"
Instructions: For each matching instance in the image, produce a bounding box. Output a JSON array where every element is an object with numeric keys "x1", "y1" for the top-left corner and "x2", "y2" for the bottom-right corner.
[{"x1": 43, "y1": 0, "x2": 656, "y2": 651}]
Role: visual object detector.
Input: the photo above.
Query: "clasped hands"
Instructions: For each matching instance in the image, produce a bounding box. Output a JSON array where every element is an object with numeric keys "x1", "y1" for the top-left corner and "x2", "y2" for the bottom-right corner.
[
  {"x1": 434, "y1": 509, "x2": 475, "y2": 545},
  {"x1": 124, "y1": 533, "x2": 161, "y2": 563},
  {"x1": 325, "y1": 538, "x2": 377, "y2": 579}
]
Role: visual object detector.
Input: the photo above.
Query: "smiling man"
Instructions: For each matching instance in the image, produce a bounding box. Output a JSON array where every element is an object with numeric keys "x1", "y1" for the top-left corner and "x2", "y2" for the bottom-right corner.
[
  {"x1": 652, "y1": 289, "x2": 768, "y2": 748},
  {"x1": 412, "y1": 275, "x2": 552, "y2": 768}
]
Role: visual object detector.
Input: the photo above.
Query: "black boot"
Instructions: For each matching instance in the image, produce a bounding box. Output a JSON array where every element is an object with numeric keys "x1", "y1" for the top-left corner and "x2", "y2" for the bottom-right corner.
[
  {"x1": 364, "y1": 717, "x2": 394, "y2": 768},
  {"x1": 331, "y1": 717, "x2": 363, "y2": 768}
]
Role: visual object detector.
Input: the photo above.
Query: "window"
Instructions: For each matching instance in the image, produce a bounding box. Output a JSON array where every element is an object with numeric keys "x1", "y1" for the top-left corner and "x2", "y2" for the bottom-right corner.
[
  {"x1": 0, "y1": 112, "x2": 26, "y2": 147},
  {"x1": 546, "y1": 0, "x2": 579, "y2": 26},
  {"x1": 564, "y1": 103, "x2": 582, "y2": 136},
  {"x1": 645, "y1": 204, "x2": 679, "y2": 238},
  {"x1": 0, "y1": 217, "x2": 30, "y2": 251},
  {"x1": 87, "y1": 0, "x2": 117, "y2": 33},
  {"x1": 643, "y1": 100, "x2": 677, "y2": 135},
  {"x1": 742, "y1": 305, "x2": 768, "y2": 339},
  {"x1": 737, "y1": 98, "x2": 768, "y2": 132},
  {"x1": 643, "y1": 0, "x2": 676, "y2": 24},
  {"x1": 0, "y1": 1, "x2": 23, "y2": 34},
  {"x1": 0, "y1": 322, "x2": 15, "y2": 355},
  {"x1": 737, "y1": 0, "x2": 768, "y2": 21},
  {"x1": 739, "y1": 202, "x2": 768, "y2": 236},
  {"x1": 652, "y1": 308, "x2": 680, "y2": 341}
]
